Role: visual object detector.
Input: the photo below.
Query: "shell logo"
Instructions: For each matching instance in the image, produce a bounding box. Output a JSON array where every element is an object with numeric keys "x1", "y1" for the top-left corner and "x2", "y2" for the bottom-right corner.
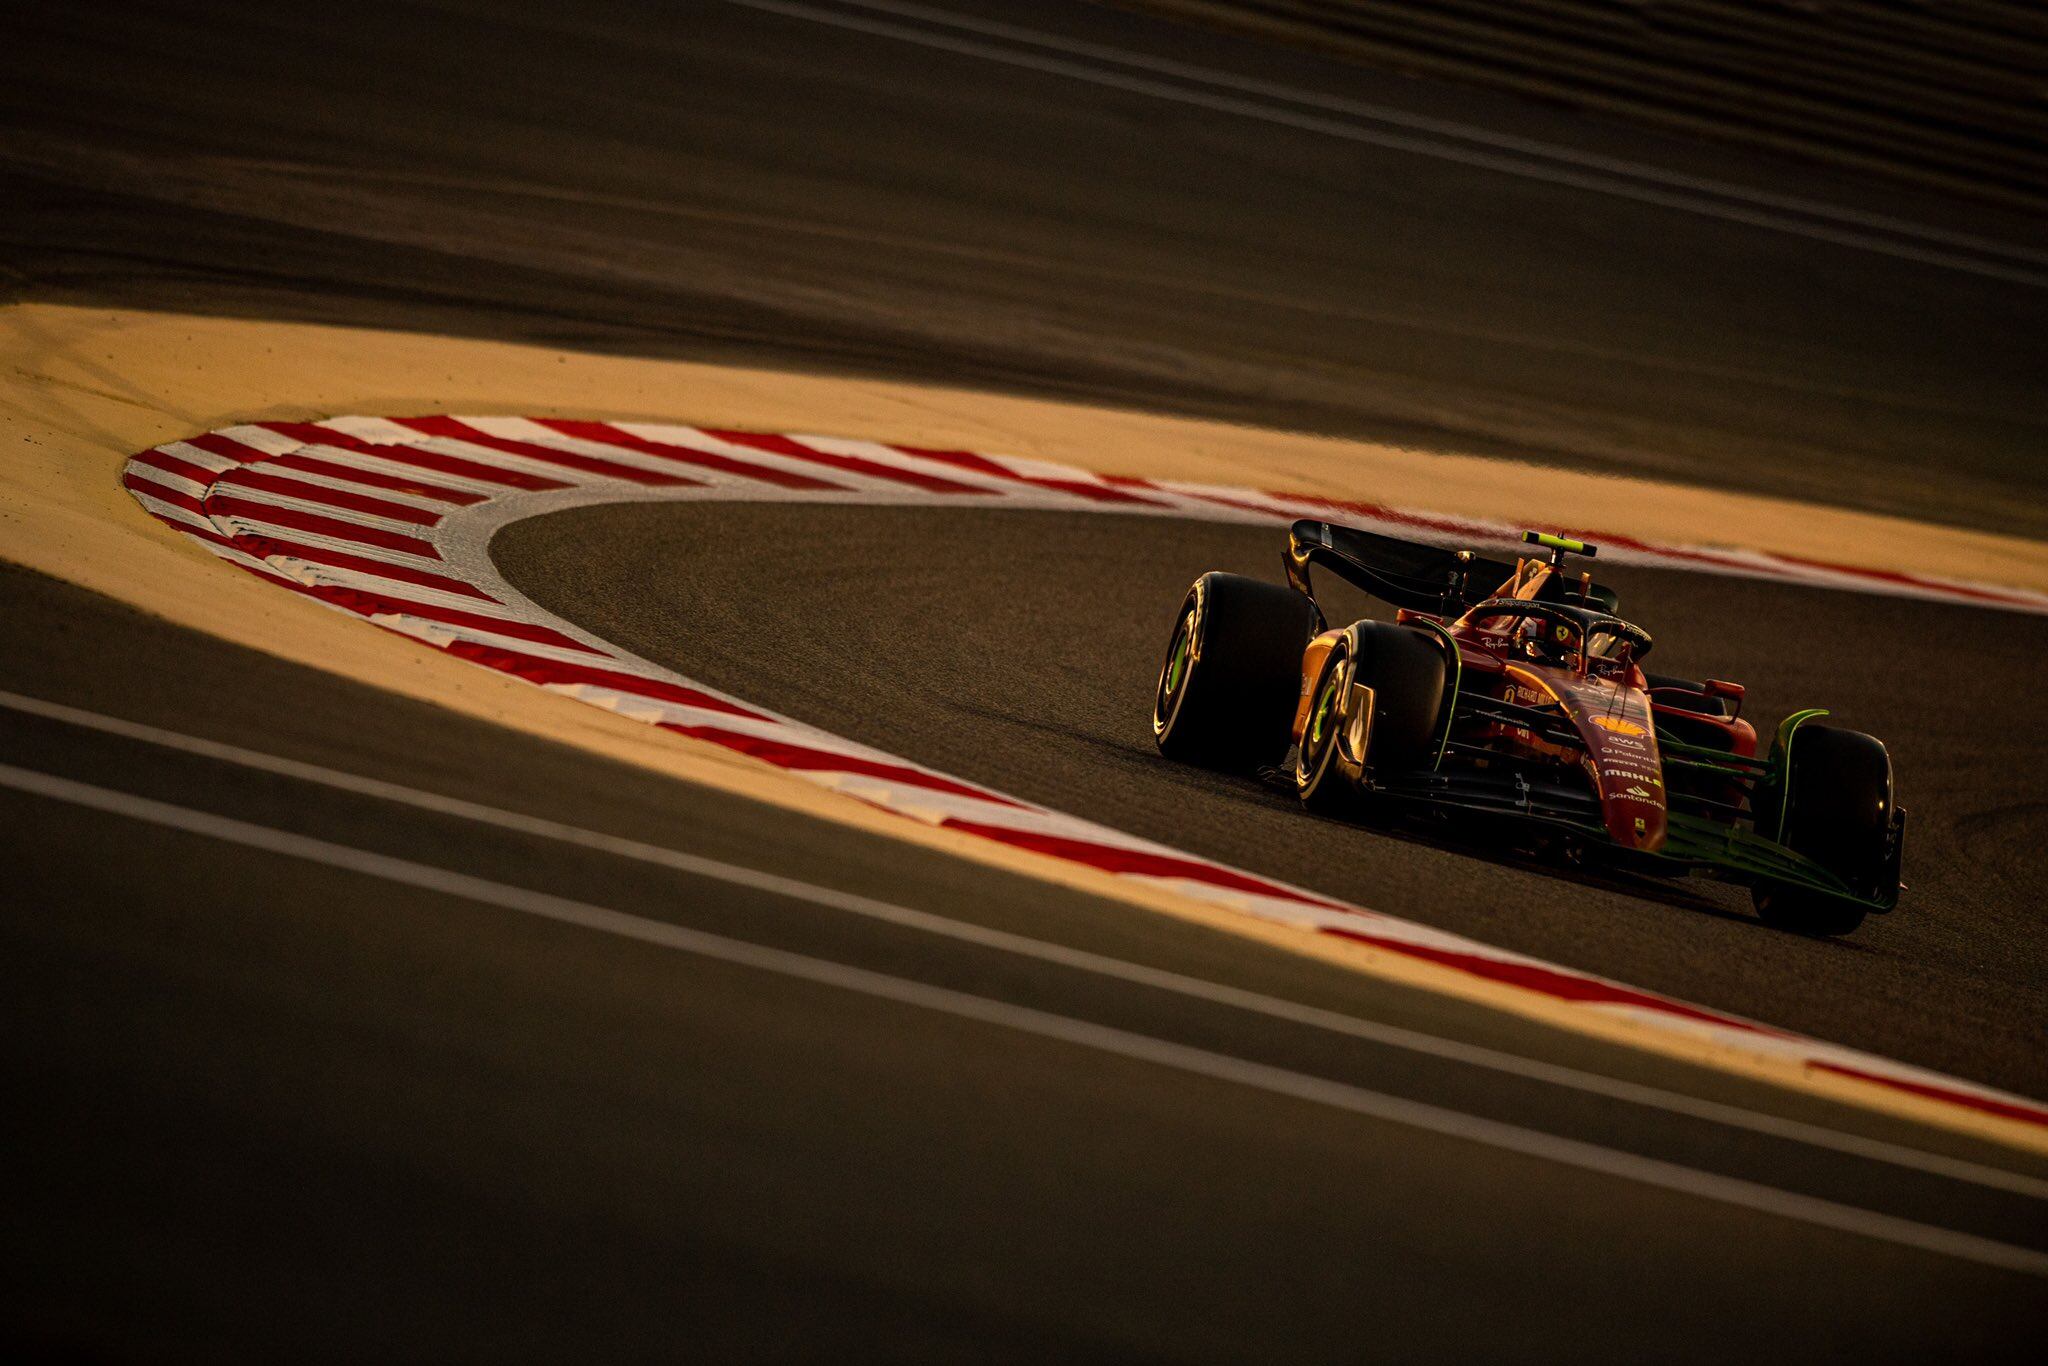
[{"x1": 1591, "y1": 715, "x2": 1649, "y2": 738}]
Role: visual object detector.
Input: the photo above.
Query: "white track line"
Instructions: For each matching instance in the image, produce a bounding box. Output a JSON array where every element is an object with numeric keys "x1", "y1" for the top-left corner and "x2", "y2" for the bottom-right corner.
[
  {"x1": 5, "y1": 686, "x2": 2043, "y2": 1201},
  {"x1": 721, "y1": 0, "x2": 2048, "y2": 286},
  {"x1": 5, "y1": 758, "x2": 2045, "y2": 1277},
  {"x1": 115, "y1": 415, "x2": 2048, "y2": 1143}
]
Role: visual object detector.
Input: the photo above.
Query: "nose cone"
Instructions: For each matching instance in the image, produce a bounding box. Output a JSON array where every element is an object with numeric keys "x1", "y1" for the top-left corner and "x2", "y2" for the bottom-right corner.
[{"x1": 1566, "y1": 688, "x2": 1668, "y2": 852}]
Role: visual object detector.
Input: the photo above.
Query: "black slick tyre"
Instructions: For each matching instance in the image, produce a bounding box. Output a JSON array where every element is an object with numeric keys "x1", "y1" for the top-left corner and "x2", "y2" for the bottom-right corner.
[
  {"x1": 1350, "y1": 622, "x2": 1447, "y2": 771},
  {"x1": 1294, "y1": 621, "x2": 1446, "y2": 812},
  {"x1": 1153, "y1": 572, "x2": 1317, "y2": 771},
  {"x1": 1753, "y1": 724, "x2": 1896, "y2": 937}
]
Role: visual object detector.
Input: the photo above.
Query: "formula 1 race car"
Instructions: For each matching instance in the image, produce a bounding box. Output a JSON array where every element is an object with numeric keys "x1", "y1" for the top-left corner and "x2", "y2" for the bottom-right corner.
[{"x1": 1151, "y1": 522, "x2": 1905, "y2": 935}]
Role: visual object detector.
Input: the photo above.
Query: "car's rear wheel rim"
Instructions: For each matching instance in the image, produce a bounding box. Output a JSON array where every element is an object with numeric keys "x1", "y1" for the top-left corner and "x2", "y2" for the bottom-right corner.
[{"x1": 1153, "y1": 603, "x2": 1198, "y2": 739}]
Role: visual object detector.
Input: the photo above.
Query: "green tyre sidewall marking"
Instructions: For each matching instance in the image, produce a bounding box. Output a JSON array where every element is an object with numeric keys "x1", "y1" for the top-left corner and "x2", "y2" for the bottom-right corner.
[{"x1": 1155, "y1": 603, "x2": 1198, "y2": 740}]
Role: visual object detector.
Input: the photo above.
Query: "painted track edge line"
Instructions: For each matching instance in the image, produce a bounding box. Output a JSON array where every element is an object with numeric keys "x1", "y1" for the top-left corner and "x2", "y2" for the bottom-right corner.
[
  {"x1": 6, "y1": 684, "x2": 2044, "y2": 1199},
  {"x1": 116, "y1": 413, "x2": 2048, "y2": 1152},
  {"x1": 5, "y1": 761, "x2": 2046, "y2": 1277}
]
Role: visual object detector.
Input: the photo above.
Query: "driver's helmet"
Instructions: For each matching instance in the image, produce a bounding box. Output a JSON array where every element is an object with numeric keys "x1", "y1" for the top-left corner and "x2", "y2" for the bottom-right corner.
[{"x1": 1518, "y1": 615, "x2": 1577, "y2": 667}]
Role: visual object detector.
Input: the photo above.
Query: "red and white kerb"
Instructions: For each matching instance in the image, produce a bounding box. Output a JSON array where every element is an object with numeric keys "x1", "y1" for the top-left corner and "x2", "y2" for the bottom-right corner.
[{"x1": 121, "y1": 414, "x2": 2048, "y2": 1133}]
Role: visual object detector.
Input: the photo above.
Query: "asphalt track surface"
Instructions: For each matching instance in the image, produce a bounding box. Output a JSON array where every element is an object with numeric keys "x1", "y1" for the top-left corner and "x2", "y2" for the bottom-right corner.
[
  {"x1": 8, "y1": 0, "x2": 2048, "y2": 1356},
  {"x1": 1113, "y1": 0, "x2": 2048, "y2": 209},
  {"x1": 496, "y1": 502, "x2": 2048, "y2": 1099},
  {"x1": 7, "y1": 565, "x2": 2048, "y2": 1358},
  {"x1": 4, "y1": 0, "x2": 2046, "y2": 534}
]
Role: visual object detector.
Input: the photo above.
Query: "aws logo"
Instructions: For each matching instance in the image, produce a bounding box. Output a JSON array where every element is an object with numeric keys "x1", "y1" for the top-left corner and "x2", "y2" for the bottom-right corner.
[{"x1": 1591, "y1": 715, "x2": 1649, "y2": 739}]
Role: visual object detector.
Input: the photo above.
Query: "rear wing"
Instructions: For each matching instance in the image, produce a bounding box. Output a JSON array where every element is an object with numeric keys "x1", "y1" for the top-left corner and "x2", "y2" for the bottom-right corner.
[{"x1": 1283, "y1": 520, "x2": 1618, "y2": 615}]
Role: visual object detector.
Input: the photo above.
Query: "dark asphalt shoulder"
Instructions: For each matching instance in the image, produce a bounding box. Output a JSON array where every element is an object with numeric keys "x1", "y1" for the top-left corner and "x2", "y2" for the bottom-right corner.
[{"x1": 6, "y1": 560, "x2": 2047, "y2": 1356}]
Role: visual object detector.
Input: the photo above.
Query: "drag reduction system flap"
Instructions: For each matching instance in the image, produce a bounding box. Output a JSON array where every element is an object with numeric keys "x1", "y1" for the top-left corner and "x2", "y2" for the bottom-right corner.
[{"x1": 1283, "y1": 520, "x2": 1616, "y2": 615}]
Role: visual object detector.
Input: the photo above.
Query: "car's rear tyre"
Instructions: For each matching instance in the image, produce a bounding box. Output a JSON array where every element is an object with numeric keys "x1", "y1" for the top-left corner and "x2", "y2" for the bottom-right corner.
[
  {"x1": 1752, "y1": 724, "x2": 1896, "y2": 937},
  {"x1": 1153, "y1": 572, "x2": 1318, "y2": 771},
  {"x1": 1295, "y1": 622, "x2": 1446, "y2": 813}
]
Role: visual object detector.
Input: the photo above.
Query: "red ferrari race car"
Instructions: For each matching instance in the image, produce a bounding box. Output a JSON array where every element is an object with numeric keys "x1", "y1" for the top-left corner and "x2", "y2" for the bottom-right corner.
[{"x1": 1151, "y1": 522, "x2": 1905, "y2": 936}]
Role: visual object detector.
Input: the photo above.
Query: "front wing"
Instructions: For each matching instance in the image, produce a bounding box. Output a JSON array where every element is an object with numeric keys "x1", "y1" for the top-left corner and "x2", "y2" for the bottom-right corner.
[{"x1": 1357, "y1": 767, "x2": 1902, "y2": 912}]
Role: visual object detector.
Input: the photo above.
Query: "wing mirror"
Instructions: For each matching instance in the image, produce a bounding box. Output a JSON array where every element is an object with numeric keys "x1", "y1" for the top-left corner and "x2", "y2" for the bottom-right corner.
[{"x1": 1703, "y1": 679, "x2": 1746, "y2": 718}]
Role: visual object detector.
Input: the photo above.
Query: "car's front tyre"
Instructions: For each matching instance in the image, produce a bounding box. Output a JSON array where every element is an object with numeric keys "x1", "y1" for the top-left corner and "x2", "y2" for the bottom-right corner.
[
  {"x1": 1295, "y1": 639, "x2": 1360, "y2": 814},
  {"x1": 1753, "y1": 724, "x2": 1898, "y2": 937},
  {"x1": 1294, "y1": 622, "x2": 1446, "y2": 814}
]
